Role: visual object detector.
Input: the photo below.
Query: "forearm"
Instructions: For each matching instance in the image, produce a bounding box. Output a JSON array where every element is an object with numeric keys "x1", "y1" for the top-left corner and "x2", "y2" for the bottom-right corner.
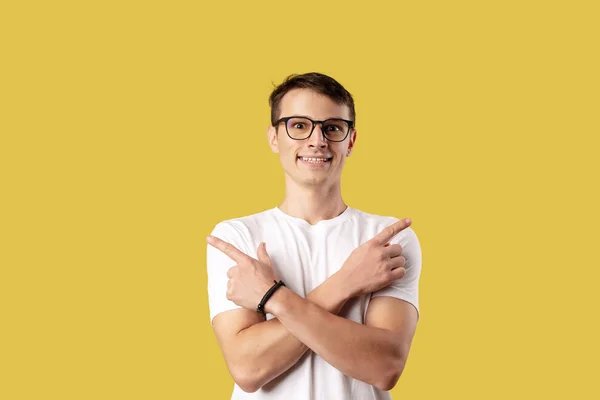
[
  {"x1": 232, "y1": 271, "x2": 352, "y2": 391},
  {"x1": 267, "y1": 287, "x2": 404, "y2": 390}
]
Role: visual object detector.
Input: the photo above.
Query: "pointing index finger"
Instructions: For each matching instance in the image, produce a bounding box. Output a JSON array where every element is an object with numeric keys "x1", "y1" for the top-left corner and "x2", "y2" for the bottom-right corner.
[
  {"x1": 373, "y1": 218, "x2": 412, "y2": 245},
  {"x1": 206, "y1": 235, "x2": 248, "y2": 263}
]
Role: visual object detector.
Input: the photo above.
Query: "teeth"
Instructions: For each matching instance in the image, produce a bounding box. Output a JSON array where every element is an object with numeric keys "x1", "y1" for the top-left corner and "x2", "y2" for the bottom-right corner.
[{"x1": 300, "y1": 157, "x2": 329, "y2": 163}]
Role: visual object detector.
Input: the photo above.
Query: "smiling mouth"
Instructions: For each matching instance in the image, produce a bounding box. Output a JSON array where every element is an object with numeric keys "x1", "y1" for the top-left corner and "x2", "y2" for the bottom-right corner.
[{"x1": 297, "y1": 156, "x2": 332, "y2": 164}]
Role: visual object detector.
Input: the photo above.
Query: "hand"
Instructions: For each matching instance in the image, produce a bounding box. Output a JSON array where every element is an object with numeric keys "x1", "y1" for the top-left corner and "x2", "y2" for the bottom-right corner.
[
  {"x1": 340, "y1": 218, "x2": 412, "y2": 297},
  {"x1": 206, "y1": 236, "x2": 279, "y2": 311}
]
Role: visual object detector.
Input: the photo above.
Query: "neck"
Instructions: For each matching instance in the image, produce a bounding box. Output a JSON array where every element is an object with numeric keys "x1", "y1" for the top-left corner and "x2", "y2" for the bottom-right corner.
[{"x1": 278, "y1": 179, "x2": 347, "y2": 226}]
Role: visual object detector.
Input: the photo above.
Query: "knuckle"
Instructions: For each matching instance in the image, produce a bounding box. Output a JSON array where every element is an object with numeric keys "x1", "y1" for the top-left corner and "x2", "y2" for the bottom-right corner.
[{"x1": 379, "y1": 257, "x2": 390, "y2": 270}]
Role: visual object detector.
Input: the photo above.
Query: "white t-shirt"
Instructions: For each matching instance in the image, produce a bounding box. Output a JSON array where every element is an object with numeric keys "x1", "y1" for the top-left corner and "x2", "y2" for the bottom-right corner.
[{"x1": 206, "y1": 206, "x2": 422, "y2": 400}]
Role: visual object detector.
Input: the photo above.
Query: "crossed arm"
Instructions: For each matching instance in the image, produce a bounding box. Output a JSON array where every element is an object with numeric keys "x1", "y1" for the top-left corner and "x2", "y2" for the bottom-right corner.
[{"x1": 209, "y1": 219, "x2": 419, "y2": 393}]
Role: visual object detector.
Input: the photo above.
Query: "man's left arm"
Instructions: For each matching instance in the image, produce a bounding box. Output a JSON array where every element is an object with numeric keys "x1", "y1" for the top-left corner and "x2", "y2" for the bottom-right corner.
[
  {"x1": 266, "y1": 226, "x2": 421, "y2": 391},
  {"x1": 266, "y1": 285, "x2": 418, "y2": 391}
]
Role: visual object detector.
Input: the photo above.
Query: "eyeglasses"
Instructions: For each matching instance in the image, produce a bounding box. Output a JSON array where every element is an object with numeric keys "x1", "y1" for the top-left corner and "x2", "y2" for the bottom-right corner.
[{"x1": 274, "y1": 116, "x2": 354, "y2": 142}]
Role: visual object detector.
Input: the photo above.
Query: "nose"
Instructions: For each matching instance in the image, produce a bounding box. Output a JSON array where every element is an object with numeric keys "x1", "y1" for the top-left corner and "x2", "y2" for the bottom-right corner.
[{"x1": 307, "y1": 123, "x2": 328, "y2": 148}]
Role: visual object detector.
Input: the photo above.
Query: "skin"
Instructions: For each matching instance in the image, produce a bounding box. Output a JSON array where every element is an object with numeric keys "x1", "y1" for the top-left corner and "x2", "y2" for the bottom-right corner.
[
  {"x1": 267, "y1": 88, "x2": 356, "y2": 225},
  {"x1": 207, "y1": 88, "x2": 419, "y2": 392}
]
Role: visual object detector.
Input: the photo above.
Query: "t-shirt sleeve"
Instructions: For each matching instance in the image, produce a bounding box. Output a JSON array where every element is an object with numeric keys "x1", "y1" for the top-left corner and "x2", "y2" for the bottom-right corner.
[
  {"x1": 370, "y1": 226, "x2": 422, "y2": 321},
  {"x1": 206, "y1": 221, "x2": 249, "y2": 325}
]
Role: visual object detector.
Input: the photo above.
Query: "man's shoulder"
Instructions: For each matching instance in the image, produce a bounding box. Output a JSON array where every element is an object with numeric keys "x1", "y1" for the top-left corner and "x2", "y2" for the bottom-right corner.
[
  {"x1": 211, "y1": 207, "x2": 277, "y2": 232},
  {"x1": 208, "y1": 208, "x2": 277, "y2": 252},
  {"x1": 351, "y1": 207, "x2": 401, "y2": 225},
  {"x1": 351, "y1": 207, "x2": 418, "y2": 240}
]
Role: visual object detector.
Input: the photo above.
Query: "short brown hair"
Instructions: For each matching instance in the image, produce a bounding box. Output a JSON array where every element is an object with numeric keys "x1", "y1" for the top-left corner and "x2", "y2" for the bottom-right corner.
[{"x1": 268, "y1": 72, "x2": 356, "y2": 126}]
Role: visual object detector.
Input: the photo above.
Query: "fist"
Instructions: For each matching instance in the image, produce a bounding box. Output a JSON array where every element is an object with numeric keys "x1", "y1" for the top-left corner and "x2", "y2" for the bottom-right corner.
[
  {"x1": 341, "y1": 218, "x2": 411, "y2": 296},
  {"x1": 207, "y1": 236, "x2": 278, "y2": 310}
]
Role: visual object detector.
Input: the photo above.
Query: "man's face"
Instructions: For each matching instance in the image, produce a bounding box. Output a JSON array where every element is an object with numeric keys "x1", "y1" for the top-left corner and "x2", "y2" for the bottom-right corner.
[{"x1": 267, "y1": 89, "x2": 357, "y2": 188}]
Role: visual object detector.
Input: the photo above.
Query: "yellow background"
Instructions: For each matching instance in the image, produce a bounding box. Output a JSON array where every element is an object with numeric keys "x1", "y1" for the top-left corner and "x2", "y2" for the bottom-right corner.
[{"x1": 1, "y1": 1, "x2": 598, "y2": 399}]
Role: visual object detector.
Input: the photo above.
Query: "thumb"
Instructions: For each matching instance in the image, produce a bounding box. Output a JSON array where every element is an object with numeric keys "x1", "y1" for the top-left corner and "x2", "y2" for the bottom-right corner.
[
  {"x1": 257, "y1": 242, "x2": 272, "y2": 267},
  {"x1": 389, "y1": 267, "x2": 406, "y2": 281}
]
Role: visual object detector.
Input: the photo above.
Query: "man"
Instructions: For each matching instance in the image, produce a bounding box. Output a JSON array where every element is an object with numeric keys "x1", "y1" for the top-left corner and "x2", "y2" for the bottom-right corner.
[{"x1": 206, "y1": 72, "x2": 422, "y2": 399}]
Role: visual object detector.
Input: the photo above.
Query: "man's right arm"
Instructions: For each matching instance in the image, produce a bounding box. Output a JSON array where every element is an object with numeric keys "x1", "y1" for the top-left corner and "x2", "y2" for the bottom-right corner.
[{"x1": 212, "y1": 269, "x2": 353, "y2": 393}]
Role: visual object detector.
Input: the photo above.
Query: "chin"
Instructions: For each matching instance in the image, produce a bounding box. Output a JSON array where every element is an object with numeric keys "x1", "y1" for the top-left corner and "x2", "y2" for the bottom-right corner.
[{"x1": 302, "y1": 174, "x2": 333, "y2": 186}]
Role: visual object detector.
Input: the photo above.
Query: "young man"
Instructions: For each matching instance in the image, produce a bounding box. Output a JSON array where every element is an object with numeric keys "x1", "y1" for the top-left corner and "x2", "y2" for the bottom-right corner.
[{"x1": 206, "y1": 72, "x2": 422, "y2": 400}]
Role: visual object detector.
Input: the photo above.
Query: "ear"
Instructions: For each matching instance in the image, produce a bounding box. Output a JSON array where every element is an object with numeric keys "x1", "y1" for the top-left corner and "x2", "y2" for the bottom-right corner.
[
  {"x1": 267, "y1": 125, "x2": 279, "y2": 154},
  {"x1": 346, "y1": 129, "x2": 357, "y2": 157}
]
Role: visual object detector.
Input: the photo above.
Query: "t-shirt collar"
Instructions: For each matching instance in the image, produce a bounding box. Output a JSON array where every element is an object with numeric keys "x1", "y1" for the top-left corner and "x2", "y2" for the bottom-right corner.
[{"x1": 273, "y1": 205, "x2": 353, "y2": 229}]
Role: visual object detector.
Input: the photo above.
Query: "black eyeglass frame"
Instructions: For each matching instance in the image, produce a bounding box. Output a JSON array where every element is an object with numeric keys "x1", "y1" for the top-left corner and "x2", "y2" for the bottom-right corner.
[{"x1": 273, "y1": 116, "x2": 355, "y2": 142}]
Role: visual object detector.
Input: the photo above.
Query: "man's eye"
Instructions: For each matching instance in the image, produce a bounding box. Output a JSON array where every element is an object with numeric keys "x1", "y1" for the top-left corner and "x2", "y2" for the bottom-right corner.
[
  {"x1": 325, "y1": 125, "x2": 340, "y2": 131},
  {"x1": 293, "y1": 123, "x2": 305, "y2": 129}
]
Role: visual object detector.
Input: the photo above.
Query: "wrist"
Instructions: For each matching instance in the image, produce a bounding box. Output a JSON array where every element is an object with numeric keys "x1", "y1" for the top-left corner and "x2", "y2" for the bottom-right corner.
[
  {"x1": 330, "y1": 269, "x2": 357, "y2": 300},
  {"x1": 257, "y1": 280, "x2": 285, "y2": 315},
  {"x1": 263, "y1": 285, "x2": 291, "y2": 316}
]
